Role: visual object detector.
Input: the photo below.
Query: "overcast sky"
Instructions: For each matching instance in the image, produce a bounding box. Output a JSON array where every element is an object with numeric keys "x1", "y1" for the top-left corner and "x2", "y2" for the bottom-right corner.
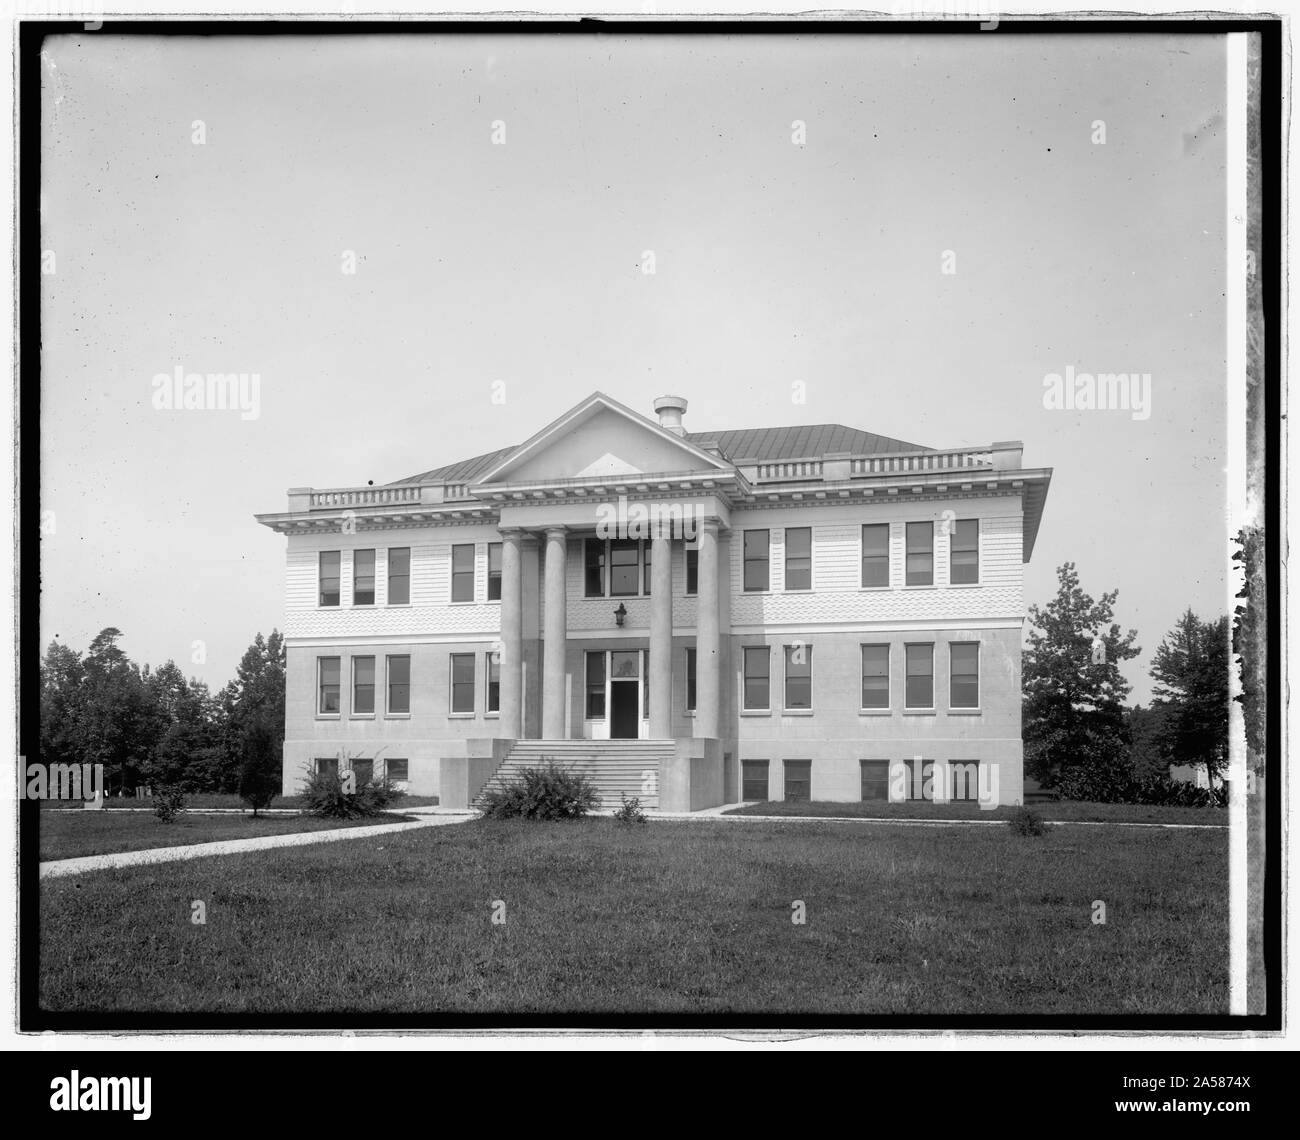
[{"x1": 40, "y1": 31, "x2": 1229, "y2": 703}]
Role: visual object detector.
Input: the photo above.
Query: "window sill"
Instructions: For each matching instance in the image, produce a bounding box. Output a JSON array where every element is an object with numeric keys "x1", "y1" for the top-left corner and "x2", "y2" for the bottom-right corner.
[
  {"x1": 484, "y1": 713, "x2": 500, "y2": 719},
  {"x1": 384, "y1": 714, "x2": 411, "y2": 720},
  {"x1": 859, "y1": 709, "x2": 893, "y2": 716},
  {"x1": 903, "y1": 710, "x2": 937, "y2": 716},
  {"x1": 859, "y1": 585, "x2": 893, "y2": 592},
  {"x1": 947, "y1": 708, "x2": 983, "y2": 716},
  {"x1": 946, "y1": 582, "x2": 983, "y2": 588},
  {"x1": 903, "y1": 583, "x2": 937, "y2": 590},
  {"x1": 782, "y1": 709, "x2": 815, "y2": 717},
  {"x1": 348, "y1": 714, "x2": 376, "y2": 721},
  {"x1": 448, "y1": 600, "x2": 478, "y2": 606},
  {"x1": 448, "y1": 713, "x2": 476, "y2": 719},
  {"x1": 386, "y1": 603, "x2": 412, "y2": 608},
  {"x1": 740, "y1": 709, "x2": 772, "y2": 717},
  {"x1": 315, "y1": 714, "x2": 341, "y2": 721}
]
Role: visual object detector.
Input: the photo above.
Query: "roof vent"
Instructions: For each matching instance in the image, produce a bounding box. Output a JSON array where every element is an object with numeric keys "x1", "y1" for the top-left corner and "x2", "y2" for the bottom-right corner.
[{"x1": 653, "y1": 395, "x2": 688, "y2": 436}]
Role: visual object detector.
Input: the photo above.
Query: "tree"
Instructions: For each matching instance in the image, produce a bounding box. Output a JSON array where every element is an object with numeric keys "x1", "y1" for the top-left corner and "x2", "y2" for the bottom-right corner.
[
  {"x1": 70, "y1": 628, "x2": 157, "y2": 795},
  {"x1": 39, "y1": 640, "x2": 85, "y2": 768},
  {"x1": 1126, "y1": 702, "x2": 1174, "y2": 781},
  {"x1": 143, "y1": 661, "x2": 222, "y2": 790},
  {"x1": 1022, "y1": 563, "x2": 1141, "y2": 794},
  {"x1": 1150, "y1": 609, "x2": 1230, "y2": 784},
  {"x1": 238, "y1": 722, "x2": 280, "y2": 816},
  {"x1": 225, "y1": 631, "x2": 286, "y2": 804}
]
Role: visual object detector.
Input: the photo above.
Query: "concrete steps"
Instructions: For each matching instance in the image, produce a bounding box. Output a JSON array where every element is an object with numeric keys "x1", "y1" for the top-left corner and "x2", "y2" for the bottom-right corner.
[{"x1": 474, "y1": 740, "x2": 674, "y2": 810}]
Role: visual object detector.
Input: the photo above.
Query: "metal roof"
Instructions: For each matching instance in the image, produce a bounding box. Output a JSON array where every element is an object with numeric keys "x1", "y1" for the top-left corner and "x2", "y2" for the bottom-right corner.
[{"x1": 391, "y1": 424, "x2": 930, "y2": 485}]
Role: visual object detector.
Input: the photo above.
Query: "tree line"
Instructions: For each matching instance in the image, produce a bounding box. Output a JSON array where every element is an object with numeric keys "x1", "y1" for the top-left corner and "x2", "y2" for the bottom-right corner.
[
  {"x1": 38, "y1": 627, "x2": 285, "y2": 797},
  {"x1": 1023, "y1": 562, "x2": 1232, "y2": 800}
]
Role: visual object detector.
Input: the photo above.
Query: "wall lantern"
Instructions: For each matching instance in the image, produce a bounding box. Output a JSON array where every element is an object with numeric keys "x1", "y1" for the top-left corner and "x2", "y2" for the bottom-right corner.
[{"x1": 614, "y1": 603, "x2": 628, "y2": 628}]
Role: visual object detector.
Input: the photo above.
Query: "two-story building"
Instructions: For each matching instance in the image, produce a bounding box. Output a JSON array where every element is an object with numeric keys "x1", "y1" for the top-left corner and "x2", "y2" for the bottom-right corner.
[{"x1": 256, "y1": 392, "x2": 1051, "y2": 811}]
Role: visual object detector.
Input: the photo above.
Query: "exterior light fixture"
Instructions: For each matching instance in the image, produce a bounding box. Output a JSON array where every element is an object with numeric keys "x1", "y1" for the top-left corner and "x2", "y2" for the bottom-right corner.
[{"x1": 614, "y1": 603, "x2": 628, "y2": 628}]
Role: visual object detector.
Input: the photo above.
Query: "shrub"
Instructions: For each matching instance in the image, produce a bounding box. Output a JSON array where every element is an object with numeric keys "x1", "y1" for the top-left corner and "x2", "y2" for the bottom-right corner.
[
  {"x1": 238, "y1": 723, "x2": 281, "y2": 817},
  {"x1": 300, "y1": 763, "x2": 400, "y2": 819},
  {"x1": 480, "y1": 762, "x2": 601, "y2": 821},
  {"x1": 153, "y1": 785, "x2": 186, "y2": 823},
  {"x1": 1055, "y1": 767, "x2": 1226, "y2": 807},
  {"x1": 613, "y1": 794, "x2": 647, "y2": 824},
  {"x1": 1008, "y1": 806, "x2": 1047, "y2": 837}
]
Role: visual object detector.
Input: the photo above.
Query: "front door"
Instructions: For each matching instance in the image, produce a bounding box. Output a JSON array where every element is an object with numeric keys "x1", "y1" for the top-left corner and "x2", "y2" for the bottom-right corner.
[{"x1": 609, "y1": 650, "x2": 641, "y2": 739}]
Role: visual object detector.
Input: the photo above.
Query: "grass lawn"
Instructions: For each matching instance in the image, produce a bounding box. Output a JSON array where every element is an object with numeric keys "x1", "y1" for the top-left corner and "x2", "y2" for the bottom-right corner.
[
  {"x1": 39, "y1": 810, "x2": 418, "y2": 862},
  {"x1": 724, "y1": 800, "x2": 1227, "y2": 825},
  {"x1": 39, "y1": 817, "x2": 1227, "y2": 1015}
]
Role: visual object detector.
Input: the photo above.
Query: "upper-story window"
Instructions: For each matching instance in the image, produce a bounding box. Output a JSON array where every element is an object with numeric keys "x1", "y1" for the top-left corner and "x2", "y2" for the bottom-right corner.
[
  {"x1": 610, "y1": 539, "x2": 640, "y2": 597},
  {"x1": 743, "y1": 646, "x2": 771, "y2": 710},
  {"x1": 319, "y1": 551, "x2": 341, "y2": 607},
  {"x1": 743, "y1": 530, "x2": 770, "y2": 592},
  {"x1": 584, "y1": 538, "x2": 651, "y2": 597},
  {"x1": 352, "y1": 656, "x2": 375, "y2": 715},
  {"x1": 685, "y1": 546, "x2": 698, "y2": 595},
  {"x1": 950, "y1": 520, "x2": 979, "y2": 584},
  {"x1": 905, "y1": 643, "x2": 934, "y2": 708},
  {"x1": 386, "y1": 654, "x2": 410, "y2": 715},
  {"x1": 905, "y1": 522, "x2": 934, "y2": 587},
  {"x1": 318, "y1": 656, "x2": 341, "y2": 714},
  {"x1": 784, "y1": 528, "x2": 812, "y2": 591},
  {"x1": 353, "y1": 550, "x2": 376, "y2": 605},
  {"x1": 450, "y1": 544, "x2": 475, "y2": 603},
  {"x1": 950, "y1": 642, "x2": 980, "y2": 708},
  {"x1": 387, "y1": 548, "x2": 410, "y2": 605},
  {"x1": 783, "y1": 644, "x2": 813, "y2": 710},
  {"x1": 487, "y1": 542, "x2": 503, "y2": 601},
  {"x1": 861, "y1": 644, "x2": 890, "y2": 709},
  {"x1": 861, "y1": 524, "x2": 889, "y2": 588}
]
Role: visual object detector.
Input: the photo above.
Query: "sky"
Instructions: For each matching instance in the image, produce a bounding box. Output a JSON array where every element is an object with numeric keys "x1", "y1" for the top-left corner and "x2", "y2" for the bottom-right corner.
[{"x1": 39, "y1": 31, "x2": 1230, "y2": 703}]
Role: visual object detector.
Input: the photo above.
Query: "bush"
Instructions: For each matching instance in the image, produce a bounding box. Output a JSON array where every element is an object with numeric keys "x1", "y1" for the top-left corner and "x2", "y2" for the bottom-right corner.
[
  {"x1": 153, "y1": 785, "x2": 187, "y2": 823},
  {"x1": 1056, "y1": 766, "x2": 1226, "y2": 807},
  {"x1": 238, "y1": 723, "x2": 281, "y2": 817},
  {"x1": 300, "y1": 763, "x2": 400, "y2": 819},
  {"x1": 480, "y1": 762, "x2": 601, "y2": 821},
  {"x1": 613, "y1": 794, "x2": 647, "y2": 824},
  {"x1": 1008, "y1": 806, "x2": 1047, "y2": 837}
]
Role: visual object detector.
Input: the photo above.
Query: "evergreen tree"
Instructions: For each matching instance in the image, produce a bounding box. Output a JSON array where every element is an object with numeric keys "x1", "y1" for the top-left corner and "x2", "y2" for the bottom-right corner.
[
  {"x1": 1022, "y1": 564, "x2": 1141, "y2": 794},
  {"x1": 1150, "y1": 609, "x2": 1230, "y2": 783}
]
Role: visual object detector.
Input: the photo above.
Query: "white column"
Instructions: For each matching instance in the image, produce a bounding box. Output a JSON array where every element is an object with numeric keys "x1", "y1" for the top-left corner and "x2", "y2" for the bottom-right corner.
[
  {"x1": 498, "y1": 528, "x2": 524, "y2": 738},
  {"x1": 649, "y1": 533, "x2": 673, "y2": 737},
  {"x1": 542, "y1": 527, "x2": 568, "y2": 739},
  {"x1": 695, "y1": 519, "x2": 720, "y2": 738}
]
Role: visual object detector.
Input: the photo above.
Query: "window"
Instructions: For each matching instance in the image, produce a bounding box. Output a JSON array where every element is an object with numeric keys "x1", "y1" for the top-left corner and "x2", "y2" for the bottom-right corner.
[
  {"x1": 901, "y1": 758, "x2": 932, "y2": 801},
  {"x1": 784, "y1": 760, "x2": 812, "y2": 803},
  {"x1": 316, "y1": 757, "x2": 338, "y2": 778},
  {"x1": 905, "y1": 643, "x2": 934, "y2": 708},
  {"x1": 318, "y1": 657, "x2": 341, "y2": 714},
  {"x1": 450, "y1": 653, "x2": 475, "y2": 713},
  {"x1": 609, "y1": 539, "x2": 640, "y2": 597},
  {"x1": 783, "y1": 644, "x2": 813, "y2": 710},
  {"x1": 486, "y1": 651, "x2": 500, "y2": 713},
  {"x1": 352, "y1": 759, "x2": 374, "y2": 786},
  {"x1": 861, "y1": 644, "x2": 890, "y2": 709},
  {"x1": 685, "y1": 547, "x2": 698, "y2": 595},
  {"x1": 685, "y1": 647, "x2": 697, "y2": 712},
  {"x1": 386, "y1": 655, "x2": 410, "y2": 714},
  {"x1": 742, "y1": 760, "x2": 769, "y2": 801},
  {"x1": 950, "y1": 519, "x2": 979, "y2": 584},
  {"x1": 585, "y1": 651, "x2": 606, "y2": 718},
  {"x1": 861, "y1": 524, "x2": 890, "y2": 587},
  {"x1": 743, "y1": 646, "x2": 771, "y2": 710},
  {"x1": 906, "y1": 522, "x2": 934, "y2": 586},
  {"x1": 319, "y1": 551, "x2": 341, "y2": 607},
  {"x1": 352, "y1": 656, "x2": 375, "y2": 715},
  {"x1": 643, "y1": 541, "x2": 651, "y2": 597},
  {"x1": 584, "y1": 539, "x2": 606, "y2": 597},
  {"x1": 353, "y1": 549, "x2": 376, "y2": 605},
  {"x1": 860, "y1": 759, "x2": 890, "y2": 801},
  {"x1": 950, "y1": 760, "x2": 981, "y2": 803},
  {"x1": 743, "y1": 530, "x2": 770, "y2": 592},
  {"x1": 642, "y1": 649, "x2": 650, "y2": 712},
  {"x1": 387, "y1": 547, "x2": 410, "y2": 605},
  {"x1": 487, "y1": 542, "x2": 503, "y2": 600},
  {"x1": 451, "y1": 545, "x2": 475, "y2": 602},
  {"x1": 950, "y1": 642, "x2": 980, "y2": 709},
  {"x1": 386, "y1": 759, "x2": 409, "y2": 782},
  {"x1": 784, "y1": 527, "x2": 812, "y2": 590}
]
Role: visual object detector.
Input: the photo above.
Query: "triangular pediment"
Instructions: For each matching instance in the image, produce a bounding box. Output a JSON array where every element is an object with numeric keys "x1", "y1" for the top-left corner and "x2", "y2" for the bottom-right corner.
[{"x1": 474, "y1": 393, "x2": 735, "y2": 486}]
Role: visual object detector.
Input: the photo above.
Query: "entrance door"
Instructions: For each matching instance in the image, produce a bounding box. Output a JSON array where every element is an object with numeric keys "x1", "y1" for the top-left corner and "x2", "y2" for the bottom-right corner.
[{"x1": 609, "y1": 650, "x2": 641, "y2": 739}]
